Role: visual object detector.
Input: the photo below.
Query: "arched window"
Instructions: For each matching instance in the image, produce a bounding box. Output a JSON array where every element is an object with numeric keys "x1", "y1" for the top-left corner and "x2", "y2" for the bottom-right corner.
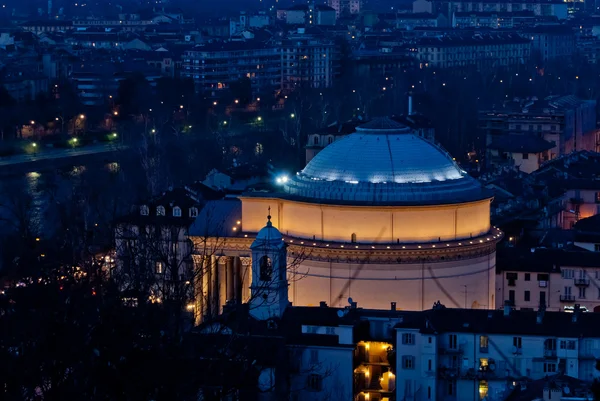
[
  {"x1": 313, "y1": 136, "x2": 319, "y2": 145},
  {"x1": 351, "y1": 233, "x2": 357, "y2": 243},
  {"x1": 172, "y1": 206, "x2": 181, "y2": 217},
  {"x1": 259, "y1": 255, "x2": 273, "y2": 281},
  {"x1": 156, "y1": 206, "x2": 165, "y2": 216},
  {"x1": 140, "y1": 205, "x2": 149, "y2": 216},
  {"x1": 189, "y1": 207, "x2": 198, "y2": 217}
]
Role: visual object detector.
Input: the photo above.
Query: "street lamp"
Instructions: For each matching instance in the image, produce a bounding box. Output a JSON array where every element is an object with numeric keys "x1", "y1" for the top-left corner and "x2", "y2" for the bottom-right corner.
[
  {"x1": 30, "y1": 120, "x2": 35, "y2": 125},
  {"x1": 113, "y1": 111, "x2": 118, "y2": 116},
  {"x1": 79, "y1": 114, "x2": 85, "y2": 119},
  {"x1": 290, "y1": 113, "x2": 295, "y2": 118},
  {"x1": 257, "y1": 116, "x2": 262, "y2": 122}
]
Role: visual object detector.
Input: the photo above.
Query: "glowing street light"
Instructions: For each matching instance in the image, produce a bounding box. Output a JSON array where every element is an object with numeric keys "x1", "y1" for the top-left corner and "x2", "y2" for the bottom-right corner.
[
  {"x1": 79, "y1": 114, "x2": 85, "y2": 119},
  {"x1": 151, "y1": 128, "x2": 156, "y2": 133},
  {"x1": 290, "y1": 113, "x2": 295, "y2": 118},
  {"x1": 234, "y1": 99, "x2": 239, "y2": 104},
  {"x1": 223, "y1": 121, "x2": 228, "y2": 125},
  {"x1": 179, "y1": 105, "x2": 184, "y2": 109},
  {"x1": 256, "y1": 97, "x2": 261, "y2": 101},
  {"x1": 213, "y1": 101, "x2": 217, "y2": 106},
  {"x1": 257, "y1": 116, "x2": 262, "y2": 122},
  {"x1": 112, "y1": 132, "x2": 118, "y2": 138},
  {"x1": 32, "y1": 142, "x2": 37, "y2": 147},
  {"x1": 113, "y1": 111, "x2": 119, "y2": 116},
  {"x1": 30, "y1": 120, "x2": 35, "y2": 125}
]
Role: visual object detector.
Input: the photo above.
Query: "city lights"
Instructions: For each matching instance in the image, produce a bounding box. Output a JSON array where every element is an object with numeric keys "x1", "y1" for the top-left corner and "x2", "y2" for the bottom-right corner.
[{"x1": 275, "y1": 174, "x2": 289, "y2": 185}]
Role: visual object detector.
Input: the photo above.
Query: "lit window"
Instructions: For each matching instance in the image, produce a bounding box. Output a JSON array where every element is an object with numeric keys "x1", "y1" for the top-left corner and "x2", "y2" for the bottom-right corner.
[
  {"x1": 189, "y1": 207, "x2": 198, "y2": 217},
  {"x1": 155, "y1": 261, "x2": 164, "y2": 274},
  {"x1": 156, "y1": 206, "x2": 165, "y2": 216},
  {"x1": 173, "y1": 207, "x2": 181, "y2": 217},
  {"x1": 140, "y1": 205, "x2": 149, "y2": 216}
]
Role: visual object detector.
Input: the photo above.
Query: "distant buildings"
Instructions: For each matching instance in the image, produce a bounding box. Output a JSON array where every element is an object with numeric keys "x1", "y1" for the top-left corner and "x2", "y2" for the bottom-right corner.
[
  {"x1": 414, "y1": 33, "x2": 531, "y2": 69},
  {"x1": 181, "y1": 41, "x2": 282, "y2": 96},
  {"x1": 415, "y1": 0, "x2": 569, "y2": 21},
  {"x1": 524, "y1": 25, "x2": 576, "y2": 62},
  {"x1": 328, "y1": 0, "x2": 362, "y2": 18},
  {"x1": 285, "y1": 4, "x2": 336, "y2": 26},
  {"x1": 480, "y1": 96, "x2": 598, "y2": 172}
]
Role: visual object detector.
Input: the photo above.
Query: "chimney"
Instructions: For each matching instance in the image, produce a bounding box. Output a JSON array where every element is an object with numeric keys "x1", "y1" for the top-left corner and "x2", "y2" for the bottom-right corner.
[
  {"x1": 572, "y1": 304, "x2": 581, "y2": 322},
  {"x1": 319, "y1": 301, "x2": 327, "y2": 308},
  {"x1": 536, "y1": 301, "x2": 546, "y2": 324},
  {"x1": 503, "y1": 300, "x2": 512, "y2": 317},
  {"x1": 391, "y1": 302, "x2": 397, "y2": 311},
  {"x1": 408, "y1": 92, "x2": 413, "y2": 115}
]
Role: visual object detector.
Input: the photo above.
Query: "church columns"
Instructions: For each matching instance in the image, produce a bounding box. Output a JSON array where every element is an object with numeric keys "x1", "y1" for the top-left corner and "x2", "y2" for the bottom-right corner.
[
  {"x1": 233, "y1": 257, "x2": 241, "y2": 304},
  {"x1": 218, "y1": 257, "x2": 227, "y2": 312},
  {"x1": 226, "y1": 257, "x2": 234, "y2": 302},
  {"x1": 240, "y1": 256, "x2": 252, "y2": 303},
  {"x1": 209, "y1": 255, "x2": 218, "y2": 317}
]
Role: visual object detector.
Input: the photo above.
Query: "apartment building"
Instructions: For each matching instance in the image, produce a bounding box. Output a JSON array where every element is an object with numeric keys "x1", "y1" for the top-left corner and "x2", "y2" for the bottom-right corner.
[
  {"x1": 524, "y1": 25, "x2": 576, "y2": 62},
  {"x1": 280, "y1": 30, "x2": 336, "y2": 91},
  {"x1": 414, "y1": 0, "x2": 569, "y2": 20},
  {"x1": 328, "y1": 0, "x2": 362, "y2": 18},
  {"x1": 480, "y1": 96, "x2": 598, "y2": 171},
  {"x1": 452, "y1": 11, "x2": 557, "y2": 29},
  {"x1": 181, "y1": 41, "x2": 282, "y2": 96},
  {"x1": 395, "y1": 305, "x2": 599, "y2": 401},
  {"x1": 414, "y1": 33, "x2": 531, "y2": 70}
]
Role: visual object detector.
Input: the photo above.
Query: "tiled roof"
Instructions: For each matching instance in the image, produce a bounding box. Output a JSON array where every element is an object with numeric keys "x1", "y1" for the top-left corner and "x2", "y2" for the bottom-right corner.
[{"x1": 489, "y1": 135, "x2": 555, "y2": 154}]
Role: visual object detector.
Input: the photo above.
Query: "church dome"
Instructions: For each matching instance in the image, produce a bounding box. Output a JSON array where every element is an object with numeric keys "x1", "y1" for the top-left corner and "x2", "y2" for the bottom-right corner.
[{"x1": 283, "y1": 118, "x2": 491, "y2": 205}]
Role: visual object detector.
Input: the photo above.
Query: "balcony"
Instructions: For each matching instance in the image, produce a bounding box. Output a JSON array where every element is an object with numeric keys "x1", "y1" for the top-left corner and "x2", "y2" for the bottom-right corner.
[
  {"x1": 574, "y1": 278, "x2": 590, "y2": 286},
  {"x1": 543, "y1": 349, "x2": 557, "y2": 358},
  {"x1": 440, "y1": 345, "x2": 464, "y2": 354},
  {"x1": 560, "y1": 294, "x2": 575, "y2": 302}
]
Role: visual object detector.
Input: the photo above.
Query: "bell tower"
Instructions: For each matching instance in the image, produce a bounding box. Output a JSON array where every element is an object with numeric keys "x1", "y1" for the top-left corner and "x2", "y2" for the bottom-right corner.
[{"x1": 249, "y1": 211, "x2": 289, "y2": 321}]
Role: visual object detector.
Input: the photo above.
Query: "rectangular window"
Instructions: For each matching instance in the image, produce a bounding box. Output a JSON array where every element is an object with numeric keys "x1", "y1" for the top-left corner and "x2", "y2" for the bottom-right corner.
[
  {"x1": 560, "y1": 340, "x2": 566, "y2": 349},
  {"x1": 402, "y1": 355, "x2": 416, "y2": 369},
  {"x1": 480, "y1": 335, "x2": 489, "y2": 352},
  {"x1": 428, "y1": 359, "x2": 432, "y2": 371},
  {"x1": 568, "y1": 340, "x2": 576, "y2": 350},
  {"x1": 155, "y1": 261, "x2": 164, "y2": 274},
  {"x1": 595, "y1": 192, "x2": 600, "y2": 203},
  {"x1": 522, "y1": 153, "x2": 529, "y2": 159},
  {"x1": 307, "y1": 374, "x2": 323, "y2": 391},
  {"x1": 525, "y1": 291, "x2": 531, "y2": 302},
  {"x1": 579, "y1": 287, "x2": 586, "y2": 299},
  {"x1": 595, "y1": 244, "x2": 600, "y2": 252},
  {"x1": 310, "y1": 349, "x2": 318, "y2": 365},
  {"x1": 449, "y1": 334, "x2": 458, "y2": 349},
  {"x1": 402, "y1": 333, "x2": 415, "y2": 345},
  {"x1": 525, "y1": 273, "x2": 531, "y2": 281},
  {"x1": 543, "y1": 362, "x2": 557, "y2": 373},
  {"x1": 509, "y1": 290, "x2": 515, "y2": 304},
  {"x1": 513, "y1": 337, "x2": 522, "y2": 349}
]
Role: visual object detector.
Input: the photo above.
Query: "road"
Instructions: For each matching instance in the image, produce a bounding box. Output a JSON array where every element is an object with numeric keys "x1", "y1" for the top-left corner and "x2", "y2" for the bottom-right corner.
[{"x1": 0, "y1": 143, "x2": 129, "y2": 167}]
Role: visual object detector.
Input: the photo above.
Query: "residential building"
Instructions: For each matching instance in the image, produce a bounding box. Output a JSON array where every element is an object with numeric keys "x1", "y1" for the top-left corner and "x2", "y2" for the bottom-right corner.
[
  {"x1": 395, "y1": 305, "x2": 599, "y2": 401},
  {"x1": 396, "y1": 13, "x2": 445, "y2": 30},
  {"x1": 114, "y1": 186, "x2": 221, "y2": 305},
  {"x1": 328, "y1": 0, "x2": 362, "y2": 18},
  {"x1": 20, "y1": 20, "x2": 74, "y2": 35},
  {"x1": 452, "y1": 11, "x2": 557, "y2": 29},
  {"x1": 480, "y1": 96, "x2": 598, "y2": 167},
  {"x1": 487, "y1": 135, "x2": 555, "y2": 173},
  {"x1": 280, "y1": 30, "x2": 336, "y2": 90},
  {"x1": 414, "y1": 33, "x2": 531, "y2": 70},
  {"x1": 285, "y1": 4, "x2": 336, "y2": 26},
  {"x1": 496, "y1": 247, "x2": 600, "y2": 313},
  {"x1": 524, "y1": 25, "x2": 576, "y2": 62},
  {"x1": 181, "y1": 40, "x2": 282, "y2": 96},
  {"x1": 414, "y1": 0, "x2": 569, "y2": 21}
]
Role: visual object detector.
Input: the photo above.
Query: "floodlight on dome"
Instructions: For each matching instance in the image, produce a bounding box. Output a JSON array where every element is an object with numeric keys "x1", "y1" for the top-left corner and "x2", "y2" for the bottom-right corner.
[{"x1": 275, "y1": 174, "x2": 289, "y2": 185}]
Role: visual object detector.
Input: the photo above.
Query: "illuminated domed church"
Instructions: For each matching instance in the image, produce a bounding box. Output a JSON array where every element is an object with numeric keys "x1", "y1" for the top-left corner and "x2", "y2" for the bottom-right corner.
[{"x1": 192, "y1": 118, "x2": 502, "y2": 315}]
